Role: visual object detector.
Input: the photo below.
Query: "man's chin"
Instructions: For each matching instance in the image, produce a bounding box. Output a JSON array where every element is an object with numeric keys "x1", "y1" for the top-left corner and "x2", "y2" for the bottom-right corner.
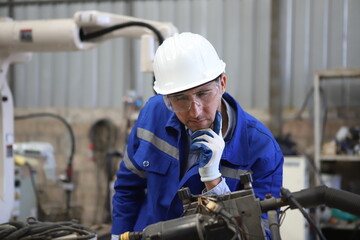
[{"x1": 187, "y1": 122, "x2": 211, "y2": 132}]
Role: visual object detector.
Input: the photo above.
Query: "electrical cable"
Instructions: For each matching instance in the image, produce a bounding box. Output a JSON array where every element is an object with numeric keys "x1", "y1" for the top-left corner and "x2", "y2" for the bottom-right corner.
[
  {"x1": 80, "y1": 21, "x2": 165, "y2": 45},
  {"x1": 281, "y1": 187, "x2": 327, "y2": 240},
  {"x1": 304, "y1": 153, "x2": 326, "y2": 186},
  {"x1": 15, "y1": 112, "x2": 75, "y2": 217},
  {"x1": 294, "y1": 84, "x2": 327, "y2": 124},
  {"x1": 295, "y1": 86, "x2": 314, "y2": 120},
  {"x1": 79, "y1": 21, "x2": 165, "y2": 95},
  {"x1": 203, "y1": 197, "x2": 263, "y2": 240},
  {"x1": 294, "y1": 85, "x2": 329, "y2": 186},
  {"x1": 214, "y1": 199, "x2": 244, "y2": 239},
  {"x1": 294, "y1": 84, "x2": 328, "y2": 141},
  {"x1": 319, "y1": 87, "x2": 328, "y2": 152},
  {"x1": 0, "y1": 217, "x2": 96, "y2": 240},
  {"x1": 295, "y1": 86, "x2": 328, "y2": 146},
  {"x1": 278, "y1": 207, "x2": 290, "y2": 226}
]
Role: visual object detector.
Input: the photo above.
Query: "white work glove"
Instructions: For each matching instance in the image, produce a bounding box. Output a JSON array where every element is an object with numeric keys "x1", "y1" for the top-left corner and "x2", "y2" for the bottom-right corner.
[{"x1": 190, "y1": 111, "x2": 225, "y2": 182}]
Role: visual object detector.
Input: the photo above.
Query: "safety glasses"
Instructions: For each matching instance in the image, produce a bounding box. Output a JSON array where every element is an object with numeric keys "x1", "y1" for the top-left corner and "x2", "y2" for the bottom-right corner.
[{"x1": 164, "y1": 78, "x2": 221, "y2": 112}]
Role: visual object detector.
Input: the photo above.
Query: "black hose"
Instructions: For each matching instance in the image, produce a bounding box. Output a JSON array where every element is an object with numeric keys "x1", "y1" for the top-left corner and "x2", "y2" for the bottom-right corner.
[
  {"x1": 80, "y1": 21, "x2": 164, "y2": 95},
  {"x1": 281, "y1": 188, "x2": 327, "y2": 240},
  {"x1": 291, "y1": 186, "x2": 360, "y2": 217},
  {"x1": 260, "y1": 185, "x2": 360, "y2": 218},
  {"x1": 0, "y1": 218, "x2": 95, "y2": 240},
  {"x1": 80, "y1": 21, "x2": 165, "y2": 45},
  {"x1": 14, "y1": 113, "x2": 75, "y2": 181},
  {"x1": 15, "y1": 112, "x2": 75, "y2": 215}
]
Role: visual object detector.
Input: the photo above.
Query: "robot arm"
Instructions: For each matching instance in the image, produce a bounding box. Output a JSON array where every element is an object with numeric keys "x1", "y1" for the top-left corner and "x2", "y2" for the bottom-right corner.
[
  {"x1": 0, "y1": 11, "x2": 177, "y2": 224},
  {"x1": 0, "y1": 10, "x2": 178, "y2": 71},
  {"x1": 0, "y1": 10, "x2": 178, "y2": 50}
]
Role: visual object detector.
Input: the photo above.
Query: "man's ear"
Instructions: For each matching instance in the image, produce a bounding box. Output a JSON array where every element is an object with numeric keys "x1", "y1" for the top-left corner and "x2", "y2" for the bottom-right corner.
[{"x1": 220, "y1": 74, "x2": 227, "y2": 94}]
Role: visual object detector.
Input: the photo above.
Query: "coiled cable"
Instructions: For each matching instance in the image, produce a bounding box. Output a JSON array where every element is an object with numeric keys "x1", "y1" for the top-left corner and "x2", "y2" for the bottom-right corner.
[{"x1": 0, "y1": 217, "x2": 96, "y2": 240}]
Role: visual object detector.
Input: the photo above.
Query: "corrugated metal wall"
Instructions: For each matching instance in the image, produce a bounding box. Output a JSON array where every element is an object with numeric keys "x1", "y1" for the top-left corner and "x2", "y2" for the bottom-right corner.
[
  {"x1": 1, "y1": 0, "x2": 360, "y2": 110},
  {"x1": 280, "y1": 0, "x2": 360, "y2": 111}
]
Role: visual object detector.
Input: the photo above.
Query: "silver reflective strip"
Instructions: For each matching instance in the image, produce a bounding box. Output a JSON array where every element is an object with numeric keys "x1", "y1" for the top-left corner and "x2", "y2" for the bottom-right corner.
[
  {"x1": 221, "y1": 166, "x2": 249, "y2": 179},
  {"x1": 137, "y1": 128, "x2": 179, "y2": 159},
  {"x1": 262, "y1": 218, "x2": 269, "y2": 231},
  {"x1": 123, "y1": 149, "x2": 146, "y2": 179}
]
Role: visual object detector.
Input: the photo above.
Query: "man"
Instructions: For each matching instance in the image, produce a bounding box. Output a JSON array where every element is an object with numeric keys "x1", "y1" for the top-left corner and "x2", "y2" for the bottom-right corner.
[{"x1": 111, "y1": 32, "x2": 283, "y2": 239}]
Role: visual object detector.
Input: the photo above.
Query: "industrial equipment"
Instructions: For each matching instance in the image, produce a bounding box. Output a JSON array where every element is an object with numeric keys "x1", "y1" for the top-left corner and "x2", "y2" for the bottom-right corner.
[
  {"x1": 120, "y1": 172, "x2": 360, "y2": 240},
  {"x1": 0, "y1": 10, "x2": 178, "y2": 223},
  {"x1": 14, "y1": 142, "x2": 57, "y2": 182}
]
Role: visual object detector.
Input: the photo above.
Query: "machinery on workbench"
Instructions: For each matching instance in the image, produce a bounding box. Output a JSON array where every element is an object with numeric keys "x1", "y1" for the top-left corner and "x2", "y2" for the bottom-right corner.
[
  {"x1": 0, "y1": 10, "x2": 177, "y2": 225},
  {"x1": 120, "y1": 172, "x2": 360, "y2": 240}
]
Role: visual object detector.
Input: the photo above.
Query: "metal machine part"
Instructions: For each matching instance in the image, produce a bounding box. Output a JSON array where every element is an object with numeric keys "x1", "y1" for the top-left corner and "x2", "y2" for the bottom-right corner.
[
  {"x1": 121, "y1": 172, "x2": 265, "y2": 240},
  {"x1": 180, "y1": 189, "x2": 266, "y2": 239},
  {"x1": 144, "y1": 214, "x2": 235, "y2": 240},
  {"x1": 121, "y1": 214, "x2": 239, "y2": 240},
  {"x1": 0, "y1": 11, "x2": 178, "y2": 224},
  {"x1": 13, "y1": 142, "x2": 57, "y2": 181},
  {"x1": 121, "y1": 173, "x2": 360, "y2": 240}
]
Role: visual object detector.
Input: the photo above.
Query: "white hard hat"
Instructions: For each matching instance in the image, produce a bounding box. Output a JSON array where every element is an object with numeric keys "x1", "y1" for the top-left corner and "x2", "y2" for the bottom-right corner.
[{"x1": 153, "y1": 32, "x2": 226, "y2": 95}]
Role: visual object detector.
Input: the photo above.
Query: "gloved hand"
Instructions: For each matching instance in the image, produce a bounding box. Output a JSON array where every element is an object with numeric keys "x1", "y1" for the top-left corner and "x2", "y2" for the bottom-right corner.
[{"x1": 190, "y1": 110, "x2": 225, "y2": 182}]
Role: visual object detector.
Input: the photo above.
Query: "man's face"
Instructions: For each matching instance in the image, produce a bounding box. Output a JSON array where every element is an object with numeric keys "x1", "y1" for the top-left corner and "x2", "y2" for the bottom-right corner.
[{"x1": 167, "y1": 75, "x2": 226, "y2": 132}]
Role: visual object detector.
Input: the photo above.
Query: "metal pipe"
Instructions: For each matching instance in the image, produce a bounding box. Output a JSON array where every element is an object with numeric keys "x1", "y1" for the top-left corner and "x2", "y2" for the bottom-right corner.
[
  {"x1": 269, "y1": 0, "x2": 283, "y2": 136},
  {"x1": 268, "y1": 210, "x2": 281, "y2": 240}
]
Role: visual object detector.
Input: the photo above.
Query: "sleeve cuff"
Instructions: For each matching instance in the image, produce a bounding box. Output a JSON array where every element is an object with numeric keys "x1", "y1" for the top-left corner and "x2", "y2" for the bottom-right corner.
[{"x1": 202, "y1": 177, "x2": 231, "y2": 195}]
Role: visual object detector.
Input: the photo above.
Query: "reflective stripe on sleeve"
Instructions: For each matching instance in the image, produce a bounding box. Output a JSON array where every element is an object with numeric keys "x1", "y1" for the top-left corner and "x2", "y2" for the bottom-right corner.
[
  {"x1": 123, "y1": 149, "x2": 147, "y2": 179},
  {"x1": 137, "y1": 128, "x2": 179, "y2": 160}
]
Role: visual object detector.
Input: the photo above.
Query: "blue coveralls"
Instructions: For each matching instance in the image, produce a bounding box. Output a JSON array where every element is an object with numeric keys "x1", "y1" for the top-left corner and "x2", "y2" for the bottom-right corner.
[{"x1": 111, "y1": 92, "x2": 283, "y2": 235}]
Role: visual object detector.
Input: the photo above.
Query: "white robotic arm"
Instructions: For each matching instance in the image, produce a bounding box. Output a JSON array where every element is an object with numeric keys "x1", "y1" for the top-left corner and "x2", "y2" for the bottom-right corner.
[
  {"x1": 0, "y1": 11, "x2": 178, "y2": 223},
  {"x1": 0, "y1": 10, "x2": 177, "y2": 70}
]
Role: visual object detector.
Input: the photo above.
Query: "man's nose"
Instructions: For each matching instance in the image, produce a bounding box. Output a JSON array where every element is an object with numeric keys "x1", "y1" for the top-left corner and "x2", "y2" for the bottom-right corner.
[{"x1": 188, "y1": 100, "x2": 202, "y2": 117}]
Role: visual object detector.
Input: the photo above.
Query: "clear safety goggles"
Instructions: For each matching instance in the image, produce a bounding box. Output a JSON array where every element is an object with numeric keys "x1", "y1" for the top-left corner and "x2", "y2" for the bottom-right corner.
[{"x1": 164, "y1": 78, "x2": 221, "y2": 112}]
